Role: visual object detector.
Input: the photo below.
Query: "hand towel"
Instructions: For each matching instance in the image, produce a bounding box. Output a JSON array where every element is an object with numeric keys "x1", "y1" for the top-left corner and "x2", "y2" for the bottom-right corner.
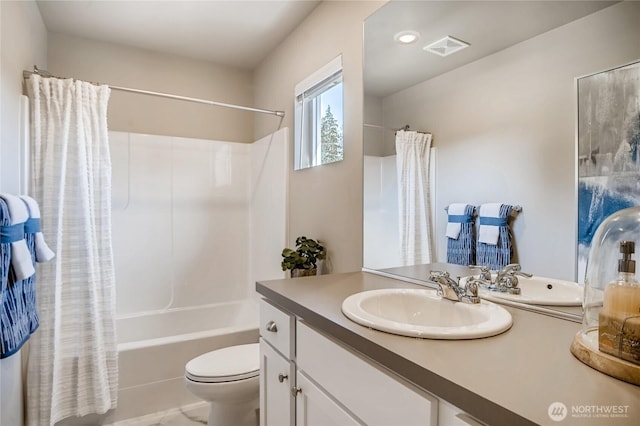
[
  {"x1": 0, "y1": 194, "x2": 35, "y2": 280},
  {"x1": 445, "y1": 203, "x2": 470, "y2": 239},
  {"x1": 478, "y1": 203, "x2": 504, "y2": 245},
  {"x1": 0, "y1": 198, "x2": 32, "y2": 358},
  {"x1": 446, "y1": 203, "x2": 476, "y2": 266},
  {"x1": 19, "y1": 196, "x2": 55, "y2": 263}
]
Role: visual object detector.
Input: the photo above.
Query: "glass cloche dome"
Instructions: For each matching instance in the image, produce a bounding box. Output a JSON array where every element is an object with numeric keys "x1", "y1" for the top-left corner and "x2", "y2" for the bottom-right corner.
[{"x1": 571, "y1": 206, "x2": 640, "y2": 385}]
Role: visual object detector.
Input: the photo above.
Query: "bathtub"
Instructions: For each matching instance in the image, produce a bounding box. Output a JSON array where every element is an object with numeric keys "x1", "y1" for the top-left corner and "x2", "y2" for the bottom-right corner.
[{"x1": 108, "y1": 300, "x2": 259, "y2": 423}]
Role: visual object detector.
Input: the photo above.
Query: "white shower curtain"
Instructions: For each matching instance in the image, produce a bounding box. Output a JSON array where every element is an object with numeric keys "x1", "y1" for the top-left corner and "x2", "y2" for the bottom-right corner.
[
  {"x1": 396, "y1": 130, "x2": 434, "y2": 265},
  {"x1": 25, "y1": 75, "x2": 118, "y2": 425}
]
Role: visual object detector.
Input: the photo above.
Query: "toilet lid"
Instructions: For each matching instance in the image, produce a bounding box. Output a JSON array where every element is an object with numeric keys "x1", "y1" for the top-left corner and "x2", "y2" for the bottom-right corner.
[{"x1": 185, "y1": 343, "x2": 260, "y2": 383}]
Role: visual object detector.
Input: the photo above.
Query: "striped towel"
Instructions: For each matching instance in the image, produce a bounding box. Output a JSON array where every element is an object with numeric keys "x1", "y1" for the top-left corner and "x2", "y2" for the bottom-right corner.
[
  {"x1": 0, "y1": 198, "x2": 31, "y2": 358},
  {"x1": 0, "y1": 194, "x2": 35, "y2": 281},
  {"x1": 476, "y1": 203, "x2": 514, "y2": 270},
  {"x1": 446, "y1": 204, "x2": 476, "y2": 266}
]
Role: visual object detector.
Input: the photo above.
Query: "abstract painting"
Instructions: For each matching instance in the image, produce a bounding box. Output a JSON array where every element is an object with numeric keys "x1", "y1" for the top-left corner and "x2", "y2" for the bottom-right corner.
[{"x1": 577, "y1": 60, "x2": 640, "y2": 282}]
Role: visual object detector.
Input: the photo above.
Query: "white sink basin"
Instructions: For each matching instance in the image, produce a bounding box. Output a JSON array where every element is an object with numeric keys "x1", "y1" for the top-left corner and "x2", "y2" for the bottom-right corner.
[
  {"x1": 341, "y1": 288, "x2": 512, "y2": 339},
  {"x1": 459, "y1": 275, "x2": 583, "y2": 306}
]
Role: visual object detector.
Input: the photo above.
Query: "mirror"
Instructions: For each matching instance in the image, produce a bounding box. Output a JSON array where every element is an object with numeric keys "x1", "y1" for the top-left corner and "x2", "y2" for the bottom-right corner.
[{"x1": 362, "y1": 0, "x2": 629, "y2": 322}]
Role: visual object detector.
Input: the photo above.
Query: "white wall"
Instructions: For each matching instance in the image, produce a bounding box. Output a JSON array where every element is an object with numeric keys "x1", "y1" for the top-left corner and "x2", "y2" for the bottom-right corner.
[
  {"x1": 0, "y1": 0, "x2": 47, "y2": 193},
  {"x1": 382, "y1": 1, "x2": 640, "y2": 280},
  {"x1": 254, "y1": 1, "x2": 386, "y2": 274},
  {"x1": 0, "y1": 1, "x2": 47, "y2": 424},
  {"x1": 48, "y1": 33, "x2": 255, "y2": 143},
  {"x1": 364, "y1": 94, "x2": 389, "y2": 157}
]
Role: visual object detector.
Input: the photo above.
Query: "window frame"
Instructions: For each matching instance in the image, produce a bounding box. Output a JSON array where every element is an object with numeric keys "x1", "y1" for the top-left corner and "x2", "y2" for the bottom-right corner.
[{"x1": 294, "y1": 56, "x2": 344, "y2": 170}]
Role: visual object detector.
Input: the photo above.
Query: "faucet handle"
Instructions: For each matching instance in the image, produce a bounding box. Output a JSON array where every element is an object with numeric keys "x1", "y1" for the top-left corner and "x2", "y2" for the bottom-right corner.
[
  {"x1": 500, "y1": 263, "x2": 522, "y2": 274},
  {"x1": 499, "y1": 264, "x2": 533, "y2": 279},
  {"x1": 469, "y1": 265, "x2": 491, "y2": 280},
  {"x1": 429, "y1": 270, "x2": 452, "y2": 283},
  {"x1": 465, "y1": 280, "x2": 479, "y2": 297}
]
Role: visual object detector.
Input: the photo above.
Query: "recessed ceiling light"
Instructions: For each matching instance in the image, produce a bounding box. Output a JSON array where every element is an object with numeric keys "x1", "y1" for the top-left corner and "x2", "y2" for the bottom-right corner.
[
  {"x1": 394, "y1": 31, "x2": 421, "y2": 45},
  {"x1": 424, "y1": 36, "x2": 470, "y2": 57}
]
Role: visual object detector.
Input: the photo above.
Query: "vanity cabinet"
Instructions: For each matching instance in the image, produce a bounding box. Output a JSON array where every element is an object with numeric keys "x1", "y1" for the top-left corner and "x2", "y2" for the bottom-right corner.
[
  {"x1": 261, "y1": 298, "x2": 356, "y2": 426},
  {"x1": 259, "y1": 299, "x2": 295, "y2": 426},
  {"x1": 260, "y1": 298, "x2": 481, "y2": 426}
]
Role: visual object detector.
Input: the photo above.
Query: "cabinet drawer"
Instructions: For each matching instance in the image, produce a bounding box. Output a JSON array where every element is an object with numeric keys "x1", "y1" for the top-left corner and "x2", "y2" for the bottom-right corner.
[
  {"x1": 297, "y1": 321, "x2": 437, "y2": 426},
  {"x1": 259, "y1": 299, "x2": 295, "y2": 358}
]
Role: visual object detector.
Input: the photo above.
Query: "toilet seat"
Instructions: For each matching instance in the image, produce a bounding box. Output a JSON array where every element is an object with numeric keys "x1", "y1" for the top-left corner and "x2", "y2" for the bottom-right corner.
[{"x1": 185, "y1": 343, "x2": 260, "y2": 383}]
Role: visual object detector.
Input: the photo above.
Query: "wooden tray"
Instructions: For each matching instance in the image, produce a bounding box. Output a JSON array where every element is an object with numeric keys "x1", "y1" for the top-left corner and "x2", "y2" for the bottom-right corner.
[{"x1": 571, "y1": 329, "x2": 640, "y2": 386}]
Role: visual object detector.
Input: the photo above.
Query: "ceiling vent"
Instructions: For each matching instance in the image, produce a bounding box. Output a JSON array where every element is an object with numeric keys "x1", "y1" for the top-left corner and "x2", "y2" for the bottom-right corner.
[{"x1": 423, "y1": 36, "x2": 469, "y2": 57}]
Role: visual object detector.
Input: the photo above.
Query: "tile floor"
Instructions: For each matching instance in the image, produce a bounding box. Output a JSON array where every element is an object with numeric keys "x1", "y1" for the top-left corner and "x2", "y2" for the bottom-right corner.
[{"x1": 106, "y1": 403, "x2": 208, "y2": 426}]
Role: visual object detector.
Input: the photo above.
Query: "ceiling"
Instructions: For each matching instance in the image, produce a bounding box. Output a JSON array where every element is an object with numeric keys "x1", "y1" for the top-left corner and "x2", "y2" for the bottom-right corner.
[
  {"x1": 36, "y1": 0, "x2": 321, "y2": 70},
  {"x1": 35, "y1": 1, "x2": 619, "y2": 96},
  {"x1": 365, "y1": 1, "x2": 619, "y2": 97}
]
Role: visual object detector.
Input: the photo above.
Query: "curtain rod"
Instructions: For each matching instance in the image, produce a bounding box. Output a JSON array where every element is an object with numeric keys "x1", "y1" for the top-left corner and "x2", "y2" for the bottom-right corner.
[
  {"x1": 364, "y1": 123, "x2": 410, "y2": 132},
  {"x1": 364, "y1": 123, "x2": 432, "y2": 134},
  {"x1": 23, "y1": 67, "x2": 285, "y2": 118}
]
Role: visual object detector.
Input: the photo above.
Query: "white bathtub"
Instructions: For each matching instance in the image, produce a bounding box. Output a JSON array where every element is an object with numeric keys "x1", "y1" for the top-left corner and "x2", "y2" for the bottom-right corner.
[{"x1": 107, "y1": 300, "x2": 259, "y2": 423}]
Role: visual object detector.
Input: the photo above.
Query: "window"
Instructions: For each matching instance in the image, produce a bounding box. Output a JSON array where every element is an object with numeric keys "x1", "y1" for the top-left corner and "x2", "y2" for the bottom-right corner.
[{"x1": 294, "y1": 56, "x2": 344, "y2": 170}]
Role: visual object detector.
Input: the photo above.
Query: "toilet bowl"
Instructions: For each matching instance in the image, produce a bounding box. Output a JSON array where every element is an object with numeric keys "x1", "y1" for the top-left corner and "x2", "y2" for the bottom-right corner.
[{"x1": 185, "y1": 343, "x2": 260, "y2": 426}]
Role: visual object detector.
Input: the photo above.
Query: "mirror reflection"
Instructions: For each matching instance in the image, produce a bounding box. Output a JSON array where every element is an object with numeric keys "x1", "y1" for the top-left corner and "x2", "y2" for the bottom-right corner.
[{"x1": 362, "y1": 0, "x2": 636, "y2": 321}]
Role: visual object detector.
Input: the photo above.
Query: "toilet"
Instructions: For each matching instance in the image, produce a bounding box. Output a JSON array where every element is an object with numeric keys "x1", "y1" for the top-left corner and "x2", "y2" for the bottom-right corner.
[{"x1": 184, "y1": 343, "x2": 260, "y2": 426}]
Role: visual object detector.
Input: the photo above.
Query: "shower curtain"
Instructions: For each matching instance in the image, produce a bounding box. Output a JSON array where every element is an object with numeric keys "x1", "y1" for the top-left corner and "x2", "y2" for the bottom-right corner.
[
  {"x1": 25, "y1": 75, "x2": 118, "y2": 425},
  {"x1": 396, "y1": 130, "x2": 434, "y2": 265}
]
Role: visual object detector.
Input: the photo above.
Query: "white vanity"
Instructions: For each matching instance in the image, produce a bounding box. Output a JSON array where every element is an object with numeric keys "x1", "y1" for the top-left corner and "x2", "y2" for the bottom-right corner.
[
  {"x1": 260, "y1": 297, "x2": 479, "y2": 426},
  {"x1": 257, "y1": 269, "x2": 640, "y2": 426}
]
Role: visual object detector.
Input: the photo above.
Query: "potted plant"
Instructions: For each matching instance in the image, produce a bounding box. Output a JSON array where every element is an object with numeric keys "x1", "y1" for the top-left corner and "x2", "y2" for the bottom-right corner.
[{"x1": 281, "y1": 236, "x2": 326, "y2": 278}]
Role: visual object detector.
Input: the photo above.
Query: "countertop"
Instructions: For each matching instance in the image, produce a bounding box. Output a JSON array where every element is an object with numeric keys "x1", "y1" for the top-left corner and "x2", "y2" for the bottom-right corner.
[{"x1": 256, "y1": 268, "x2": 640, "y2": 426}]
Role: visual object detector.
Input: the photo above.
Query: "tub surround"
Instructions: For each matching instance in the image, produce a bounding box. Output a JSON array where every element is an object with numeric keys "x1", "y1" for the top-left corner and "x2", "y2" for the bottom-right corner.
[{"x1": 256, "y1": 269, "x2": 640, "y2": 426}]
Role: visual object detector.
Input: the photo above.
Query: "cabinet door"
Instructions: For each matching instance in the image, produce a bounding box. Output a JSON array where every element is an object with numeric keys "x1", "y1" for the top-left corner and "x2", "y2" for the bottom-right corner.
[
  {"x1": 439, "y1": 400, "x2": 486, "y2": 426},
  {"x1": 295, "y1": 372, "x2": 361, "y2": 426},
  {"x1": 297, "y1": 322, "x2": 437, "y2": 426},
  {"x1": 260, "y1": 338, "x2": 294, "y2": 426}
]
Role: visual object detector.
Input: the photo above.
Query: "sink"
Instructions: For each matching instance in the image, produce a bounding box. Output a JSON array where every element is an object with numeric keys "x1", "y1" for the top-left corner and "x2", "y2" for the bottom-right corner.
[
  {"x1": 459, "y1": 275, "x2": 583, "y2": 306},
  {"x1": 341, "y1": 288, "x2": 512, "y2": 339}
]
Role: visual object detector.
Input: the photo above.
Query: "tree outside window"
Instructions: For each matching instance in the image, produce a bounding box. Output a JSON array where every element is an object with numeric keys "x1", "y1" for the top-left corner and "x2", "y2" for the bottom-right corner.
[{"x1": 321, "y1": 105, "x2": 343, "y2": 164}]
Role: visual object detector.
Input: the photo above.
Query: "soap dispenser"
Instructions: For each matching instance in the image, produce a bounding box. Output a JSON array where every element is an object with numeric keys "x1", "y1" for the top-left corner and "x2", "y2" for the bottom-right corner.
[
  {"x1": 598, "y1": 240, "x2": 640, "y2": 362},
  {"x1": 571, "y1": 206, "x2": 640, "y2": 385}
]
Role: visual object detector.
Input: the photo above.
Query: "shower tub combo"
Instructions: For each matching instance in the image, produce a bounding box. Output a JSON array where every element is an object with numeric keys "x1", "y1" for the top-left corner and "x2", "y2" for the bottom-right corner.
[{"x1": 105, "y1": 130, "x2": 286, "y2": 422}]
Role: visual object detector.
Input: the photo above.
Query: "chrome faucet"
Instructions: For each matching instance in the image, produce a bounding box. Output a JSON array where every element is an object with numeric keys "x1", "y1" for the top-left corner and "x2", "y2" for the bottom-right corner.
[
  {"x1": 428, "y1": 271, "x2": 480, "y2": 304},
  {"x1": 467, "y1": 263, "x2": 533, "y2": 295}
]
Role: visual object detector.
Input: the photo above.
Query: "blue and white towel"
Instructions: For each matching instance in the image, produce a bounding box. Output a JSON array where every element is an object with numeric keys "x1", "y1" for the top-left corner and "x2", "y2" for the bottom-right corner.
[
  {"x1": 446, "y1": 203, "x2": 476, "y2": 266},
  {"x1": 476, "y1": 203, "x2": 514, "y2": 270},
  {"x1": 0, "y1": 194, "x2": 35, "y2": 281},
  {"x1": 0, "y1": 195, "x2": 54, "y2": 358},
  {"x1": 0, "y1": 198, "x2": 31, "y2": 358}
]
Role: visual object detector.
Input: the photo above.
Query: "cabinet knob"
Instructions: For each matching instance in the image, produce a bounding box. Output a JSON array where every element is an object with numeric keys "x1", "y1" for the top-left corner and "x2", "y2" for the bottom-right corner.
[
  {"x1": 278, "y1": 373, "x2": 288, "y2": 383},
  {"x1": 265, "y1": 320, "x2": 278, "y2": 333},
  {"x1": 291, "y1": 387, "x2": 302, "y2": 397}
]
